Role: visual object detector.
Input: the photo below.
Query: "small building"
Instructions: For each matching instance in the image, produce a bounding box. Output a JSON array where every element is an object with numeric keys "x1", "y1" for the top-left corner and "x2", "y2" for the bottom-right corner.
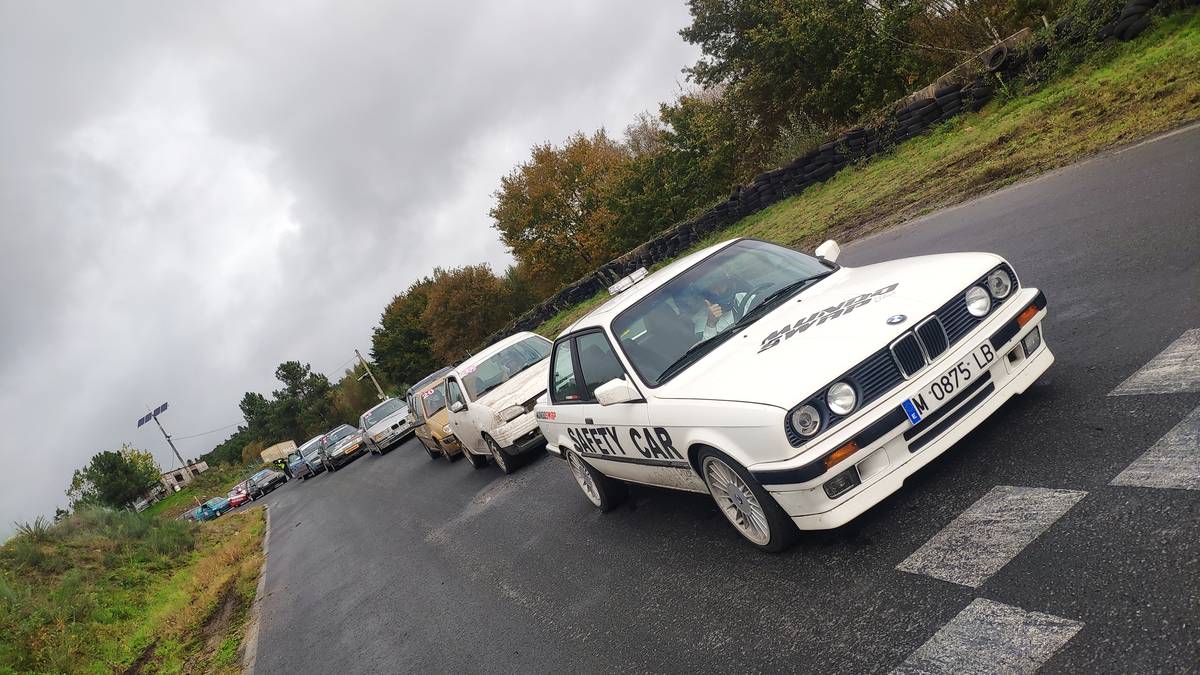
[{"x1": 160, "y1": 460, "x2": 210, "y2": 491}]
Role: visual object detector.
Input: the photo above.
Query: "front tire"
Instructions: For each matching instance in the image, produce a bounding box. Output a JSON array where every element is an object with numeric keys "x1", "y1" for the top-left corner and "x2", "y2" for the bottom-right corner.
[
  {"x1": 419, "y1": 437, "x2": 440, "y2": 460},
  {"x1": 485, "y1": 435, "x2": 515, "y2": 475},
  {"x1": 698, "y1": 448, "x2": 797, "y2": 552},
  {"x1": 567, "y1": 450, "x2": 627, "y2": 512}
]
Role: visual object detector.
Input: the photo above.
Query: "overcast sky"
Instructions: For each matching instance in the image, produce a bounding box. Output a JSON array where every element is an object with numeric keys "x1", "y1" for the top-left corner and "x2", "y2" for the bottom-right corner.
[{"x1": 0, "y1": 1, "x2": 700, "y2": 535}]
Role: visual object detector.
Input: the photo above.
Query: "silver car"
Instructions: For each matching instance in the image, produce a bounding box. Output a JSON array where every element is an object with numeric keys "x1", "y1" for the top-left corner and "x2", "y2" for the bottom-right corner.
[{"x1": 360, "y1": 397, "x2": 414, "y2": 455}]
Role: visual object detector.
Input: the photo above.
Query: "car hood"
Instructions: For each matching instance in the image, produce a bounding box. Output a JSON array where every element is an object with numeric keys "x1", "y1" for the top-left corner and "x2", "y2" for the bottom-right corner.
[
  {"x1": 654, "y1": 253, "x2": 1004, "y2": 409},
  {"x1": 475, "y1": 360, "x2": 550, "y2": 411},
  {"x1": 366, "y1": 411, "x2": 409, "y2": 435}
]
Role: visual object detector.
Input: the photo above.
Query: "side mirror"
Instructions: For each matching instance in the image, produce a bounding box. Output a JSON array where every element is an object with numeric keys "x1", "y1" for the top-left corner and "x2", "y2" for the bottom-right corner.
[
  {"x1": 595, "y1": 377, "x2": 640, "y2": 406},
  {"x1": 815, "y1": 239, "x2": 841, "y2": 263},
  {"x1": 450, "y1": 400, "x2": 465, "y2": 413}
]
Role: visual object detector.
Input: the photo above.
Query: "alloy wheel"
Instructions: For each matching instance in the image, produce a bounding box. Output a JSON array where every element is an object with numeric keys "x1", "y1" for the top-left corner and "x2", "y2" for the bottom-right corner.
[
  {"x1": 567, "y1": 452, "x2": 602, "y2": 507},
  {"x1": 703, "y1": 456, "x2": 771, "y2": 546}
]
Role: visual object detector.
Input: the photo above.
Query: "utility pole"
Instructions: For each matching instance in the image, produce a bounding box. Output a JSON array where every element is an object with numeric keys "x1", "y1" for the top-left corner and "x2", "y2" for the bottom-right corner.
[
  {"x1": 138, "y1": 402, "x2": 195, "y2": 477},
  {"x1": 355, "y1": 349, "x2": 387, "y2": 401}
]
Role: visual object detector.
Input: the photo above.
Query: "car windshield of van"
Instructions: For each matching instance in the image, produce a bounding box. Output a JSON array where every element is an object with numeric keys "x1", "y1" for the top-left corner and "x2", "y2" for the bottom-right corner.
[
  {"x1": 460, "y1": 336, "x2": 551, "y2": 400},
  {"x1": 362, "y1": 398, "x2": 405, "y2": 427},
  {"x1": 421, "y1": 385, "x2": 447, "y2": 416},
  {"x1": 612, "y1": 239, "x2": 832, "y2": 387}
]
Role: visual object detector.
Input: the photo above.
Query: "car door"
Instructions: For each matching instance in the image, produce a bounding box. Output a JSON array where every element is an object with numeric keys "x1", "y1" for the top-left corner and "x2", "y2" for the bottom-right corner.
[
  {"x1": 556, "y1": 330, "x2": 688, "y2": 488},
  {"x1": 445, "y1": 376, "x2": 482, "y2": 452}
]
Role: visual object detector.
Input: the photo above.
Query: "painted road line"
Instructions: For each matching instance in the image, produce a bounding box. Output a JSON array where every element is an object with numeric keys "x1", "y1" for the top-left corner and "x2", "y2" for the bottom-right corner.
[
  {"x1": 1110, "y1": 405, "x2": 1200, "y2": 490},
  {"x1": 892, "y1": 598, "x2": 1083, "y2": 675},
  {"x1": 897, "y1": 486, "x2": 1087, "y2": 588},
  {"x1": 1109, "y1": 328, "x2": 1200, "y2": 396}
]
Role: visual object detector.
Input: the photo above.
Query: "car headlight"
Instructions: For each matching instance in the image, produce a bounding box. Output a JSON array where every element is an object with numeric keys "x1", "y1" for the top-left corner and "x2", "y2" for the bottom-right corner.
[
  {"x1": 826, "y1": 382, "x2": 857, "y2": 415},
  {"x1": 986, "y1": 269, "x2": 1012, "y2": 299},
  {"x1": 965, "y1": 285, "x2": 991, "y2": 317},
  {"x1": 498, "y1": 405, "x2": 525, "y2": 423},
  {"x1": 790, "y1": 405, "x2": 822, "y2": 437},
  {"x1": 442, "y1": 424, "x2": 452, "y2": 434}
]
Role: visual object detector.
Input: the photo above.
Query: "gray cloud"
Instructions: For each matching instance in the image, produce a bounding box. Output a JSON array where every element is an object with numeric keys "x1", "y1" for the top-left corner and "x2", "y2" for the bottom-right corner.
[{"x1": 0, "y1": 0, "x2": 699, "y2": 535}]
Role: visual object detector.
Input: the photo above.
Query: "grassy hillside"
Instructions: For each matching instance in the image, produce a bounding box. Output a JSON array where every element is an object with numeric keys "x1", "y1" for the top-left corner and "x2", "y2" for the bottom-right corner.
[
  {"x1": 142, "y1": 464, "x2": 251, "y2": 520},
  {"x1": 536, "y1": 11, "x2": 1199, "y2": 336},
  {"x1": 0, "y1": 508, "x2": 264, "y2": 673}
]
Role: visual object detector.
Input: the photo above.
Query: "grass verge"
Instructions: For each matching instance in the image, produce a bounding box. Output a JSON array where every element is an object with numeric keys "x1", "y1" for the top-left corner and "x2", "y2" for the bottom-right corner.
[
  {"x1": 536, "y1": 11, "x2": 1199, "y2": 334},
  {"x1": 0, "y1": 507, "x2": 265, "y2": 673}
]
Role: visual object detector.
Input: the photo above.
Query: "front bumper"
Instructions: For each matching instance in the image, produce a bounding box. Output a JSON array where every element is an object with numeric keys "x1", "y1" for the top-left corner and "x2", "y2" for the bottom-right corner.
[
  {"x1": 493, "y1": 412, "x2": 545, "y2": 455},
  {"x1": 757, "y1": 290, "x2": 1053, "y2": 530},
  {"x1": 368, "y1": 424, "x2": 413, "y2": 451}
]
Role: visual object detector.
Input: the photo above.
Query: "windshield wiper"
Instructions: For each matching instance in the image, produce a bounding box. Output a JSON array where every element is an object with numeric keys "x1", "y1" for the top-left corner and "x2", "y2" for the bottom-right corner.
[
  {"x1": 656, "y1": 332, "x2": 733, "y2": 383},
  {"x1": 743, "y1": 271, "x2": 835, "y2": 322}
]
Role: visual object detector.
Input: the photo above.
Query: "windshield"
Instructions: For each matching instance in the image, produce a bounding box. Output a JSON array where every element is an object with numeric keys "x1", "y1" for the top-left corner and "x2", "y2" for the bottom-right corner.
[
  {"x1": 420, "y1": 384, "x2": 447, "y2": 416},
  {"x1": 251, "y1": 469, "x2": 271, "y2": 482},
  {"x1": 362, "y1": 398, "x2": 405, "y2": 427},
  {"x1": 612, "y1": 239, "x2": 831, "y2": 386},
  {"x1": 205, "y1": 498, "x2": 224, "y2": 507},
  {"x1": 460, "y1": 336, "x2": 551, "y2": 400},
  {"x1": 324, "y1": 426, "x2": 355, "y2": 447},
  {"x1": 300, "y1": 440, "x2": 322, "y2": 460}
]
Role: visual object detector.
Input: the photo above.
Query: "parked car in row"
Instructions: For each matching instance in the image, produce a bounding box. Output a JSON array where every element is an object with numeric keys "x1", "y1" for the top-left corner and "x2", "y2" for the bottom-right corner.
[
  {"x1": 192, "y1": 496, "x2": 232, "y2": 521},
  {"x1": 533, "y1": 237, "x2": 1052, "y2": 551},
  {"x1": 227, "y1": 481, "x2": 252, "y2": 508},
  {"x1": 320, "y1": 424, "x2": 365, "y2": 471},
  {"x1": 445, "y1": 331, "x2": 551, "y2": 474},
  {"x1": 289, "y1": 435, "x2": 326, "y2": 479},
  {"x1": 407, "y1": 367, "x2": 462, "y2": 461},
  {"x1": 360, "y1": 397, "x2": 414, "y2": 455},
  {"x1": 248, "y1": 468, "x2": 288, "y2": 498}
]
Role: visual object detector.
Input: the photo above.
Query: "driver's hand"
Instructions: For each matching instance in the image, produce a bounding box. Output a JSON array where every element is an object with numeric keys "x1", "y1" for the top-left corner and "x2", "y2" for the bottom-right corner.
[{"x1": 705, "y1": 299, "x2": 723, "y2": 324}]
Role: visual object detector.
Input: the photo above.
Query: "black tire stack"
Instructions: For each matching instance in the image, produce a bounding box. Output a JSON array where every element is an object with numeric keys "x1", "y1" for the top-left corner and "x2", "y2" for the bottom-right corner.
[{"x1": 1099, "y1": 0, "x2": 1160, "y2": 40}]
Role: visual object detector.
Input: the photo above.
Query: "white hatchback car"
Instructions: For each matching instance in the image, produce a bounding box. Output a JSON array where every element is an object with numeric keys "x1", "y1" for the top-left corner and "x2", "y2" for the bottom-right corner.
[
  {"x1": 534, "y1": 237, "x2": 1052, "y2": 551},
  {"x1": 444, "y1": 331, "x2": 552, "y2": 473}
]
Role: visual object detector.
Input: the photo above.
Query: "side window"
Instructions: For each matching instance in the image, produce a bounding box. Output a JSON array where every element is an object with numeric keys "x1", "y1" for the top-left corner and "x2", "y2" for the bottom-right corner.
[
  {"x1": 577, "y1": 332, "x2": 628, "y2": 400},
  {"x1": 446, "y1": 378, "x2": 464, "y2": 408},
  {"x1": 551, "y1": 339, "x2": 581, "y2": 403}
]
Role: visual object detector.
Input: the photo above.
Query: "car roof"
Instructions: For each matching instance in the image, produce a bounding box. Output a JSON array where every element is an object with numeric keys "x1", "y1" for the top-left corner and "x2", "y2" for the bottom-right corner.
[
  {"x1": 410, "y1": 366, "x2": 454, "y2": 392},
  {"x1": 453, "y1": 331, "x2": 550, "y2": 372},
  {"x1": 560, "y1": 239, "x2": 739, "y2": 336}
]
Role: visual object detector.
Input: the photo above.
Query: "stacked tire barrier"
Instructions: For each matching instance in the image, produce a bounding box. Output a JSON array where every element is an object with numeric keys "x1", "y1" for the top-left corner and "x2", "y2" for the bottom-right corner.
[{"x1": 480, "y1": 0, "x2": 1187, "y2": 346}]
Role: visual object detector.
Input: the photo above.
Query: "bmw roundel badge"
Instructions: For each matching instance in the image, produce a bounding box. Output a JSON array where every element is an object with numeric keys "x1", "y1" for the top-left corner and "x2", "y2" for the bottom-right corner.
[{"x1": 886, "y1": 314, "x2": 907, "y2": 325}]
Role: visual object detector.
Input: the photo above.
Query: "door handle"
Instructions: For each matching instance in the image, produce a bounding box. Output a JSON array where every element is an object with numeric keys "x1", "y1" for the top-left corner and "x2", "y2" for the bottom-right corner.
[{"x1": 585, "y1": 417, "x2": 594, "y2": 425}]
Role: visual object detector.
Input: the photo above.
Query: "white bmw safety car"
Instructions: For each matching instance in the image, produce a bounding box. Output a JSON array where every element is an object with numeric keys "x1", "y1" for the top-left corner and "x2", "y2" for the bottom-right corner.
[{"x1": 534, "y1": 237, "x2": 1052, "y2": 551}]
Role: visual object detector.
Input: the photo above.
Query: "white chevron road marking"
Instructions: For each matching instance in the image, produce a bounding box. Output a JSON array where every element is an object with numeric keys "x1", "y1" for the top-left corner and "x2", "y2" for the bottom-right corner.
[
  {"x1": 1111, "y1": 405, "x2": 1200, "y2": 490},
  {"x1": 897, "y1": 485, "x2": 1087, "y2": 588},
  {"x1": 892, "y1": 598, "x2": 1083, "y2": 675},
  {"x1": 1110, "y1": 328, "x2": 1200, "y2": 396}
]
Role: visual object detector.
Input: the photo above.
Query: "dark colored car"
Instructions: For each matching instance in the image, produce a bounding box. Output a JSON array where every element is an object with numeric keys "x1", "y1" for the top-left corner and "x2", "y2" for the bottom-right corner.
[{"x1": 248, "y1": 468, "x2": 288, "y2": 498}]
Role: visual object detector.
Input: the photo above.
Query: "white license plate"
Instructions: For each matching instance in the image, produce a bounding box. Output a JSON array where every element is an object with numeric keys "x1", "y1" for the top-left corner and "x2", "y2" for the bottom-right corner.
[{"x1": 901, "y1": 342, "x2": 997, "y2": 425}]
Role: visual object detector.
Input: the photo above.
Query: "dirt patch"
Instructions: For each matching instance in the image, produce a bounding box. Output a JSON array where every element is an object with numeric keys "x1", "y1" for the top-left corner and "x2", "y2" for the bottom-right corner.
[
  {"x1": 122, "y1": 640, "x2": 158, "y2": 675},
  {"x1": 182, "y1": 579, "x2": 243, "y2": 672}
]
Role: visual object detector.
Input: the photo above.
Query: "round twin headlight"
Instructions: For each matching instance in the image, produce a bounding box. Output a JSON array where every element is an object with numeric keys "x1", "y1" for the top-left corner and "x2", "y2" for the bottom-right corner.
[
  {"x1": 790, "y1": 405, "x2": 821, "y2": 437},
  {"x1": 965, "y1": 285, "x2": 991, "y2": 317},
  {"x1": 987, "y1": 269, "x2": 1013, "y2": 299},
  {"x1": 826, "y1": 382, "x2": 858, "y2": 415}
]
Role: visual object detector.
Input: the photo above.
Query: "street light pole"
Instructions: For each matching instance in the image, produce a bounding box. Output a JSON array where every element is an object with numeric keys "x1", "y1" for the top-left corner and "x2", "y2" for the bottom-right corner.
[{"x1": 355, "y1": 349, "x2": 387, "y2": 401}]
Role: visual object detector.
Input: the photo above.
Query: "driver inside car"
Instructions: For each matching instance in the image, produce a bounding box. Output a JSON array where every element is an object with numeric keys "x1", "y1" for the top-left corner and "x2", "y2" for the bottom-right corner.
[{"x1": 676, "y1": 289, "x2": 733, "y2": 341}]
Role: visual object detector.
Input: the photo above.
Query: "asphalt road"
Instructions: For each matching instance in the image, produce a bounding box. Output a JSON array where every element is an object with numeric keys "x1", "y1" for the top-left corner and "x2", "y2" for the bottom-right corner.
[{"x1": 251, "y1": 124, "x2": 1200, "y2": 674}]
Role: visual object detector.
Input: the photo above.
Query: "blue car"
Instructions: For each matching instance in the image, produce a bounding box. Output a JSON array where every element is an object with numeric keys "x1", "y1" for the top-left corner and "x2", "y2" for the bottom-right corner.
[{"x1": 192, "y1": 496, "x2": 233, "y2": 521}]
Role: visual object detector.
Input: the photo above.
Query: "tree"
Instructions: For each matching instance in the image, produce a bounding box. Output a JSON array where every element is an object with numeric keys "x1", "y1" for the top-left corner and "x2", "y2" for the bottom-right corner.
[
  {"x1": 371, "y1": 277, "x2": 440, "y2": 387},
  {"x1": 66, "y1": 444, "x2": 161, "y2": 509},
  {"x1": 680, "y1": 0, "x2": 919, "y2": 132},
  {"x1": 490, "y1": 130, "x2": 630, "y2": 295},
  {"x1": 420, "y1": 264, "x2": 514, "y2": 362}
]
